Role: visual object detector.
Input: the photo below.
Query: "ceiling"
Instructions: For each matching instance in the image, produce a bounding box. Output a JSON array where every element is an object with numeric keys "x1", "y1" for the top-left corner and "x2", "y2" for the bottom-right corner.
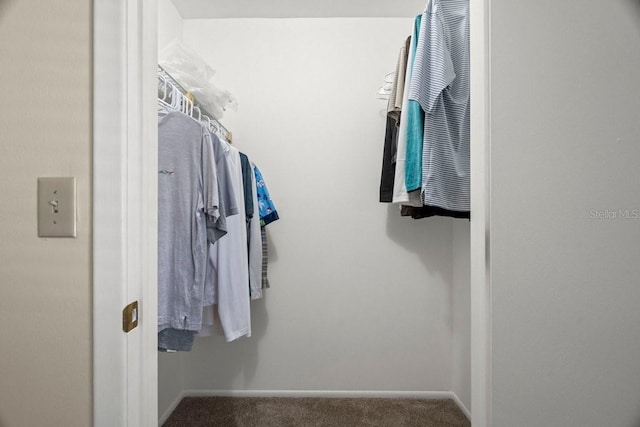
[{"x1": 171, "y1": 0, "x2": 426, "y2": 19}]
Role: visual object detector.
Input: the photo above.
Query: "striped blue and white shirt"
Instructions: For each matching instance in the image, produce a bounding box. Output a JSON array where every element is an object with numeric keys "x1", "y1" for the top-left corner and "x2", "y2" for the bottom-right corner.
[{"x1": 409, "y1": 0, "x2": 470, "y2": 212}]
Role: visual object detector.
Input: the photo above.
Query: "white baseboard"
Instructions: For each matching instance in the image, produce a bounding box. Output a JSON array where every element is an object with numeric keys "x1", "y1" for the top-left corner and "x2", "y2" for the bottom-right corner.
[
  {"x1": 159, "y1": 390, "x2": 186, "y2": 426},
  {"x1": 183, "y1": 389, "x2": 454, "y2": 400},
  {"x1": 161, "y1": 390, "x2": 472, "y2": 424},
  {"x1": 451, "y1": 392, "x2": 471, "y2": 421}
]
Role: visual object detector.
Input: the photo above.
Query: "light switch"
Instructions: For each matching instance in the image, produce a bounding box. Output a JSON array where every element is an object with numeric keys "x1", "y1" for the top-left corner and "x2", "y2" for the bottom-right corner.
[{"x1": 38, "y1": 177, "x2": 77, "y2": 238}]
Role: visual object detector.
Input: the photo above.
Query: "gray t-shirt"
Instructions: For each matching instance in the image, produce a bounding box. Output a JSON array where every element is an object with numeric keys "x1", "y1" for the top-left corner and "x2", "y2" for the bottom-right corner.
[
  {"x1": 206, "y1": 132, "x2": 238, "y2": 244},
  {"x1": 158, "y1": 111, "x2": 218, "y2": 332}
]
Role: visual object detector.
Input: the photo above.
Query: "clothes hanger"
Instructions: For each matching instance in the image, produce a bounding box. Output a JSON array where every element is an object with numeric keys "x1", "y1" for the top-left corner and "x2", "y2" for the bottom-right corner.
[
  {"x1": 157, "y1": 67, "x2": 232, "y2": 142},
  {"x1": 384, "y1": 72, "x2": 395, "y2": 83},
  {"x1": 193, "y1": 106, "x2": 202, "y2": 121}
]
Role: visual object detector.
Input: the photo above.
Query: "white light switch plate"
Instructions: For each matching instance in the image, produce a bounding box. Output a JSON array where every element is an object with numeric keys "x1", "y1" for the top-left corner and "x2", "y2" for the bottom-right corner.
[{"x1": 38, "y1": 177, "x2": 77, "y2": 238}]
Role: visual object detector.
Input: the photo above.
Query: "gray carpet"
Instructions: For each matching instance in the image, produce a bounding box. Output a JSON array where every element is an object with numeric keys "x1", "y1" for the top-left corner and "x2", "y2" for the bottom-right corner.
[{"x1": 163, "y1": 397, "x2": 470, "y2": 427}]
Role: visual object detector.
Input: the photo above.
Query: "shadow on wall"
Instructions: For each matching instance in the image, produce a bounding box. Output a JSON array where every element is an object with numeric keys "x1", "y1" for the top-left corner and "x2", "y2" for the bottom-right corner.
[
  {"x1": 175, "y1": 222, "x2": 281, "y2": 393},
  {"x1": 178, "y1": 226, "x2": 281, "y2": 391},
  {"x1": 0, "y1": 0, "x2": 15, "y2": 22},
  {"x1": 385, "y1": 203, "x2": 453, "y2": 279},
  {"x1": 628, "y1": 0, "x2": 640, "y2": 34},
  {"x1": 184, "y1": 294, "x2": 270, "y2": 391}
]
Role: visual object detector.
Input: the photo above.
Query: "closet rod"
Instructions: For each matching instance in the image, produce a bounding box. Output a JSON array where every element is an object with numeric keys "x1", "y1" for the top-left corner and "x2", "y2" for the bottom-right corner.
[{"x1": 157, "y1": 65, "x2": 232, "y2": 142}]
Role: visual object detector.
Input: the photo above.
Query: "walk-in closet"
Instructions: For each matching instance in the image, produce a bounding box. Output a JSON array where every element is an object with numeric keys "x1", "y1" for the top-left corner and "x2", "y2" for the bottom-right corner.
[
  {"x1": 156, "y1": 0, "x2": 473, "y2": 423},
  {"x1": 85, "y1": 0, "x2": 640, "y2": 425}
]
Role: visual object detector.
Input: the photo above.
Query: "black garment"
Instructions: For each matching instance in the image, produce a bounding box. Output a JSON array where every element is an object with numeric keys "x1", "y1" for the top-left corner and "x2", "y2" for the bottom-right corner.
[
  {"x1": 401, "y1": 204, "x2": 470, "y2": 220},
  {"x1": 239, "y1": 152, "x2": 254, "y2": 221},
  {"x1": 379, "y1": 116, "x2": 399, "y2": 202}
]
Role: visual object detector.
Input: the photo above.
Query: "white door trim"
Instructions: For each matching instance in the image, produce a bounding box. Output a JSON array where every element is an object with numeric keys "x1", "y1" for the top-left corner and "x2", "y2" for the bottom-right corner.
[
  {"x1": 93, "y1": 0, "x2": 158, "y2": 425},
  {"x1": 470, "y1": 0, "x2": 493, "y2": 425}
]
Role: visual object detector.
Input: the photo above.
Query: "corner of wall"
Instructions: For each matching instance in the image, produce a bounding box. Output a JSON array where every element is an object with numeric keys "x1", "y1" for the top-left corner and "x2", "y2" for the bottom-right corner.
[{"x1": 158, "y1": 352, "x2": 186, "y2": 422}]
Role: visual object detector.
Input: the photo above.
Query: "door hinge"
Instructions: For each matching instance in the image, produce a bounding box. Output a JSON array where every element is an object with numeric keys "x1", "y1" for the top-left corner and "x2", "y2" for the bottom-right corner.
[{"x1": 123, "y1": 301, "x2": 139, "y2": 333}]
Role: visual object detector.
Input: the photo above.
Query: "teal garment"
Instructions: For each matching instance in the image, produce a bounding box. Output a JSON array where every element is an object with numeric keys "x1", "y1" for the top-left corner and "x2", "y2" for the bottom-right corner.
[{"x1": 405, "y1": 14, "x2": 425, "y2": 193}]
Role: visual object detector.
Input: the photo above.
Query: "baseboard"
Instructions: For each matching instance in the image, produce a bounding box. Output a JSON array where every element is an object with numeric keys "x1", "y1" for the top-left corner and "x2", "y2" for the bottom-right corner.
[
  {"x1": 159, "y1": 390, "x2": 186, "y2": 426},
  {"x1": 183, "y1": 389, "x2": 454, "y2": 400},
  {"x1": 450, "y1": 392, "x2": 471, "y2": 421}
]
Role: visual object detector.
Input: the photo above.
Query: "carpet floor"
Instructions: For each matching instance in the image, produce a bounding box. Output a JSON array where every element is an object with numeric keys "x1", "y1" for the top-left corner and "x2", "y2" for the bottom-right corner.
[{"x1": 162, "y1": 397, "x2": 470, "y2": 427}]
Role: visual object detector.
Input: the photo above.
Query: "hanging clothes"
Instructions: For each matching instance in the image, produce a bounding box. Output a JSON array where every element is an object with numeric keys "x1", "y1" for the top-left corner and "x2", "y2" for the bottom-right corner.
[
  {"x1": 260, "y1": 226, "x2": 271, "y2": 289},
  {"x1": 379, "y1": 38, "x2": 408, "y2": 203},
  {"x1": 200, "y1": 143, "x2": 252, "y2": 342},
  {"x1": 247, "y1": 163, "x2": 263, "y2": 300},
  {"x1": 206, "y1": 133, "x2": 239, "y2": 245},
  {"x1": 403, "y1": 14, "x2": 426, "y2": 195},
  {"x1": 202, "y1": 132, "x2": 240, "y2": 310},
  {"x1": 254, "y1": 164, "x2": 279, "y2": 289},
  {"x1": 239, "y1": 153, "x2": 254, "y2": 222},
  {"x1": 400, "y1": 204, "x2": 470, "y2": 220},
  {"x1": 254, "y1": 165, "x2": 279, "y2": 227},
  {"x1": 409, "y1": 0, "x2": 470, "y2": 212},
  {"x1": 157, "y1": 110, "x2": 219, "y2": 351},
  {"x1": 157, "y1": 67, "x2": 279, "y2": 350},
  {"x1": 392, "y1": 19, "x2": 423, "y2": 207}
]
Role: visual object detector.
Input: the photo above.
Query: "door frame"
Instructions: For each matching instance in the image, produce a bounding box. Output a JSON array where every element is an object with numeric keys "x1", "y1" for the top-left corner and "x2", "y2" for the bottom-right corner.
[
  {"x1": 93, "y1": 0, "x2": 158, "y2": 425},
  {"x1": 470, "y1": 0, "x2": 492, "y2": 425},
  {"x1": 92, "y1": 1, "x2": 492, "y2": 426}
]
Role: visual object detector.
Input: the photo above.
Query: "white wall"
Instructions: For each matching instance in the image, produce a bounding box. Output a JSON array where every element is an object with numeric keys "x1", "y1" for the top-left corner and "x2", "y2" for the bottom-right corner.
[
  {"x1": 176, "y1": 18, "x2": 460, "y2": 395},
  {"x1": 490, "y1": 1, "x2": 640, "y2": 425},
  {"x1": 451, "y1": 221, "x2": 471, "y2": 412},
  {"x1": 158, "y1": 0, "x2": 183, "y2": 52},
  {"x1": 0, "y1": 1, "x2": 92, "y2": 426},
  {"x1": 158, "y1": 352, "x2": 185, "y2": 421}
]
